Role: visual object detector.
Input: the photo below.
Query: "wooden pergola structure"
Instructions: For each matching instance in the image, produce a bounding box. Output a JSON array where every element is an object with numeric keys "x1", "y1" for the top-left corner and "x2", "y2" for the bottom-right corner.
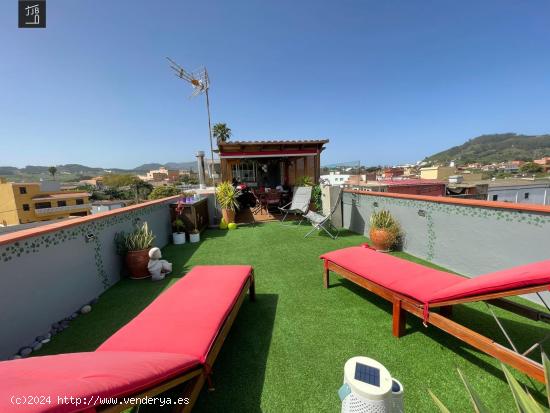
[{"x1": 217, "y1": 139, "x2": 329, "y2": 188}]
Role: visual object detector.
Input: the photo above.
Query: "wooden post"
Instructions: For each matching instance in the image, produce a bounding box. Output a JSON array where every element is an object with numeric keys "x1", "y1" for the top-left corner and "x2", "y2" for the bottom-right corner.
[
  {"x1": 392, "y1": 300, "x2": 405, "y2": 338},
  {"x1": 323, "y1": 267, "x2": 330, "y2": 289}
]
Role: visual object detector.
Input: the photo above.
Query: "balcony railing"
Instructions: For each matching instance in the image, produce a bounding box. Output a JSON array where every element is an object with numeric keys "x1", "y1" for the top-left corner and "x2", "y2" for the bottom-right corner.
[{"x1": 34, "y1": 203, "x2": 92, "y2": 215}]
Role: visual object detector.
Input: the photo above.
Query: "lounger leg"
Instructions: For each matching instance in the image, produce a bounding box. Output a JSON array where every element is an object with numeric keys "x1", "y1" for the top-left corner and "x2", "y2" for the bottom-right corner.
[
  {"x1": 439, "y1": 305, "x2": 453, "y2": 318},
  {"x1": 392, "y1": 300, "x2": 406, "y2": 338},
  {"x1": 249, "y1": 273, "x2": 256, "y2": 302},
  {"x1": 323, "y1": 267, "x2": 330, "y2": 288},
  {"x1": 179, "y1": 374, "x2": 206, "y2": 413}
]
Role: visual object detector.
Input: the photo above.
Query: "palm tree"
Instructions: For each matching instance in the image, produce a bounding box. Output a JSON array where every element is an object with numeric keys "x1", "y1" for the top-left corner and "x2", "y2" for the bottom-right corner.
[
  {"x1": 212, "y1": 123, "x2": 232, "y2": 144},
  {"x1": 48, "y1": 166, "x2": 57, "y2": 180}
]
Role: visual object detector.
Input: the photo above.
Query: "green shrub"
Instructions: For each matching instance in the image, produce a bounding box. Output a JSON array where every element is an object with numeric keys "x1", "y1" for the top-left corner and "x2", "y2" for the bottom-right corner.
[
  {"x1": 148, "y1": 185, "x2": 180, "y2": 200},
  {"x1": 114, "y1": 222, "x2": 155, "y2": 254}
]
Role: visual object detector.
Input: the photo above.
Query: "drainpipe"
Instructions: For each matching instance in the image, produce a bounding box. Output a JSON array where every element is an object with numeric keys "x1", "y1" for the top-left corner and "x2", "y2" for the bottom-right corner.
[{"x1": 196, "y1": 151, "x2": 206, "y2": 189}]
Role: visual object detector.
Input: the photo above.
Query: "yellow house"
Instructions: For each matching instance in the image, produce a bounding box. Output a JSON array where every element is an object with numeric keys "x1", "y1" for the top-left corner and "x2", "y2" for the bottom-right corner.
[
  {"x1": 0, "y1": 180, "x2": 91, "y2": 226},
  {"x1": 420, "y1": 166, "x2": 457, "y2": 180}
]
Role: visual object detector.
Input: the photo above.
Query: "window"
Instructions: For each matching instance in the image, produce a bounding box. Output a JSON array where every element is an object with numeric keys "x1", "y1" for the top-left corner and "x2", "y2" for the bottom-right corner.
[
  {"x1": 22, "y1": 204, "x2": 30, "y2": 211},
  {"x1": 492, "y1": 195, "x2": 498, "y2": 201},
  {"x1": 75, "y1": 199, "x2": 84, "y2": 205},
  {"x1": 57, "y1": 200, "x2": 67, "y2": 207},
  {"x1": 524, "y1": 192, "x2": 530, "y2": 200},
  {"x1": 19, "y1": 187, "x2": 27, "y2": 194},
  {"x1": 35, "y1": 202, "x2": 51, "y2": 209},
  {"x1": 231, "y1": 161, "x2": 257, "y2": 183}
]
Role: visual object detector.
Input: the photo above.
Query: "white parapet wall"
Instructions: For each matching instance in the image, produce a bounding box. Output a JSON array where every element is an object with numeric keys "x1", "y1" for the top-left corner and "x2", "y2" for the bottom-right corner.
[
  {"x1": 342, "y1": 190, "x2": 550, "y2": 304},
  {"x1": 0, "y1": 197, "x2": 176, "y2": 360}
]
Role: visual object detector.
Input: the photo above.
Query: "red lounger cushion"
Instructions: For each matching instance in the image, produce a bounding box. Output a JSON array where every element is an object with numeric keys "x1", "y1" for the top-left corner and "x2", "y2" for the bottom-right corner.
[
  {"x1": 320, "y1": 246, "x2": 550, "y2": 304},
  {"x1": 0, "y1": 351, "x2": 199, "y2": 413},
  {"x1": 428, "y1": 260, "x2": 550, "y2": 303},
  {"x1": 97, "y1": 265, "x2": 252, "y2": 361},
  {"x1": 320, "y1": 247, "x2": 463, "y2": 303}
]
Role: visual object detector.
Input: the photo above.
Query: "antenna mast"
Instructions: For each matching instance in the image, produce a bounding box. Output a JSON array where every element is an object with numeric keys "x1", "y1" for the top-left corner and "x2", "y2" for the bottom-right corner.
[{"x1": 167, "y1": 57, "x2": 215, "y2": 185}]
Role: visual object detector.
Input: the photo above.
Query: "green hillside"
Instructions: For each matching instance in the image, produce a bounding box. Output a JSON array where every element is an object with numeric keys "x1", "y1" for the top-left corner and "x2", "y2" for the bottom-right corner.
[{"x1": 425, "y1": 133, "x2": 550, "y2": 164}]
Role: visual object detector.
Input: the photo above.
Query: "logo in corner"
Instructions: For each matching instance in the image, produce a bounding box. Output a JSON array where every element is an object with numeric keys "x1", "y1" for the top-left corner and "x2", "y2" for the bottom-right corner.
[{"x1": 19, "y1": 0, "x2": 46, "y2": 28}]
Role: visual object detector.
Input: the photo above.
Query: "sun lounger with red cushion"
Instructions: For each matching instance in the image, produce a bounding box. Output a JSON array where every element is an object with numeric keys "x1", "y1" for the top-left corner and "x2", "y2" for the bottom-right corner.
[
  {"x1": 0, "y1": 265, "x2": 255, "y2": 413},
  {"x1": 320, "y1": 245, "x2": 550, "y2": 383}
]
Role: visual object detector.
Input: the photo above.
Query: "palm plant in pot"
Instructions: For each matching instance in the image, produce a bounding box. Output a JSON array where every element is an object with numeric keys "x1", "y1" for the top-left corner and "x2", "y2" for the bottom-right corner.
[
  {"x1": 369, "y1": 210, "x2": 400, "y2": 252},
  {"x1": 114, "y1": 221, "x2": 155, "y2": 279},
  {"x1": 216, "y1": 181, "x2": 239, "y2": 224}
]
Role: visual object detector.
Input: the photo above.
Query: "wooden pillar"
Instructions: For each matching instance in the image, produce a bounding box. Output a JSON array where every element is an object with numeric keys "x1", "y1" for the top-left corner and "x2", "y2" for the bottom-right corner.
[{"x1": 392, "y1": 300, "x2": 406, "y2": 337}]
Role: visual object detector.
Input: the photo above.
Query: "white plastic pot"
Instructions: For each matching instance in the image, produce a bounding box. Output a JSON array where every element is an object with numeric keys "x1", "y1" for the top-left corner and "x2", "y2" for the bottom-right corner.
[
  {"x1": 173, "y1": 232, "x2": 186, "y2": 245},
  {"x1": 189, "y1": 232, "x2": 200, "y2": 243}
]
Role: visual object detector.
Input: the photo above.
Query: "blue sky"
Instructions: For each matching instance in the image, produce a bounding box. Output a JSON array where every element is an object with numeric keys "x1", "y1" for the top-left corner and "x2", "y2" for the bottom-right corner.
[{"x1": 1, "y1": 0, "x2": 550, "y2": 169}]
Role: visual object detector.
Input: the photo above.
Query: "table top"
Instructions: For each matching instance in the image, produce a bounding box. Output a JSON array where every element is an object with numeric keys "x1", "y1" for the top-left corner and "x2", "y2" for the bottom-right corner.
[{"x1": 170, "y1": 198, "x2": 206, "y2": 206}]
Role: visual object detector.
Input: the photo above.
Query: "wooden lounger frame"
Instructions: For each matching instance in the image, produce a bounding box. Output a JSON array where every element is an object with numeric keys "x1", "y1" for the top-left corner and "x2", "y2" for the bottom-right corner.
[
  {"x1": 97, "y1": 270, "x2": 255, "y2": 413},
  {"x1": 323, "y1": 261, "x2": 550, "y2": 383}
]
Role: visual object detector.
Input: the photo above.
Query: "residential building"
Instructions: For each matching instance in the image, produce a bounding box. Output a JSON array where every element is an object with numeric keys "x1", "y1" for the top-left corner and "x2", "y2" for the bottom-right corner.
[
  {"x1": 420, "y1": 166, "x2": 456, "y2": 180},
  {"x1": 534, "y1": 157, "x2": 550, "y2": 172},
  {"x1": 487, "y1": 180, "x2": 550, "y2": 205},
  {"x1": 0, "y1": 180, "x2": 91, "y2": 226},
  {"x1": 446, "y1": 182, "x2": 489, "y2": 200},
  {"x1": 350, "y1": 179, "x2": 446, "y2": 196},
  {"x1": 91, "y1": 200, "x2": 128, "y2": 214},
  {"x1": 321, "y1": 171, "x2": 351, "y2": 186},
  {"x1": 381, "y1": 167, "x2": 404, "y2": 179},
  {"x1": 218, "y1": 139, "x2": 328, "y2": 187},
  {"x1": 79, "y1": 176, "x2": 104, "y2": 188}
]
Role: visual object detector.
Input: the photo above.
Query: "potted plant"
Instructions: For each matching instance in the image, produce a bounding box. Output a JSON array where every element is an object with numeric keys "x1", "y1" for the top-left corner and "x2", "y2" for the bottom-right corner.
[
  {"x1": 114, "y1": 221, "x2": 155, "y2": 279},
  {"x1": 171, "y1": 199, "x2": 187, "y2": 244},
  {"x1": 172, "y1": 218, "x2": 186, "y2": 244},
  {"x1": 189, "y1": 227, "x2": 200, "y2": 243},
  {"x1": 369, "y1": 210, "x2": 400, "y2": 252},
  {"x1": 216, "y1": 181, "x2": 239, "y2": 224}
]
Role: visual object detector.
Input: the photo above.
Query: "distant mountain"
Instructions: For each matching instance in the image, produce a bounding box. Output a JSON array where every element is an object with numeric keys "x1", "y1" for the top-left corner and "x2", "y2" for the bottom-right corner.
[
  {"x1": 131, "y1": 162, "x2": 196, "y2": 172},
  {"x1": 132, "y1": 163, "x2": 165, "y2": 172},
  {"x1": 424, "y1": 133, "x2": 550, "y2": 165},
  {"x1": 0, "y1": 161, "x2": 197, "y2": 181}
]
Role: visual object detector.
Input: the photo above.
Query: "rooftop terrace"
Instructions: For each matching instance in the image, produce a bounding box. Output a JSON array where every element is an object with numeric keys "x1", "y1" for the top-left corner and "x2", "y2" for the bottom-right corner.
[
  {"x1": 29, "y1": 222, "x2": 549, "y2": 412},
  {"x1": 2, "y1": 189, "x2": 550, "y2": 411}
]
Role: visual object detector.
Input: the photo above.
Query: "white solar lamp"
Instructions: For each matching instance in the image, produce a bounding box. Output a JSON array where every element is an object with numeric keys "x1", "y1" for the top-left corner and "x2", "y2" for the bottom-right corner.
[
  {"x1": 390, "y1": 378, "x2": 404, "y2": 413},
  {"x1": 339, "y1": 356, "x2": 394, "y2": 413}
]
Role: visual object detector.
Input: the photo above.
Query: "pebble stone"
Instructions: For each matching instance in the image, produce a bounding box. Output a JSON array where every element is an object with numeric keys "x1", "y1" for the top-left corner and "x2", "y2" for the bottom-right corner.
[
  {"x1": 80, "y1": 305, "x2": 92, "y2": 314},
  {"x1": 32, "y1": 342, "x2": 42, "y2": 351},
  {"x1": 19, "y1": 347, "x2": 32, "y2": 357}
]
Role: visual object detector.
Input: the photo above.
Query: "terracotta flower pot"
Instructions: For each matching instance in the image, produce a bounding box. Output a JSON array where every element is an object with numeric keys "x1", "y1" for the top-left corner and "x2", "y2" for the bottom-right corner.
[
  {"x1": 369, "y1": 228, "x2": 395, "y2": 252},
  {"x1": 125, "y1": 249, "x2": 151, "y2": 279},
  {"x1": 222, "y1": 208, "x2": 235, "y2": 224}
]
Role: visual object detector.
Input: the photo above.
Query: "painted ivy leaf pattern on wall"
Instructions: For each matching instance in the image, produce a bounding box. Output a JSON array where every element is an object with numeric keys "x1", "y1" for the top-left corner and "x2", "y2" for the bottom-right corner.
[
  {"x1": 343, "y1": 192, "x2": 550, "y2": 261},
  {"x1": 0, "y1": 203, "x2": 167, "y2": 289}
]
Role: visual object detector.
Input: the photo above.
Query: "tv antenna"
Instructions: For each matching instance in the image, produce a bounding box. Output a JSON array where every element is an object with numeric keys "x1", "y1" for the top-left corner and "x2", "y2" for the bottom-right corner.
[{"x1": 167, "y1": 57, "x2": 215, "y2": 184}]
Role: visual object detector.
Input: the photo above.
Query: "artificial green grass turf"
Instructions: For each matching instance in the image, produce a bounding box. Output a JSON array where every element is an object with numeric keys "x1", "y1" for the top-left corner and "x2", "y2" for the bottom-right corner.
[{"x1": 35, "y1": 223, "x2": 550, "y2": 412}]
